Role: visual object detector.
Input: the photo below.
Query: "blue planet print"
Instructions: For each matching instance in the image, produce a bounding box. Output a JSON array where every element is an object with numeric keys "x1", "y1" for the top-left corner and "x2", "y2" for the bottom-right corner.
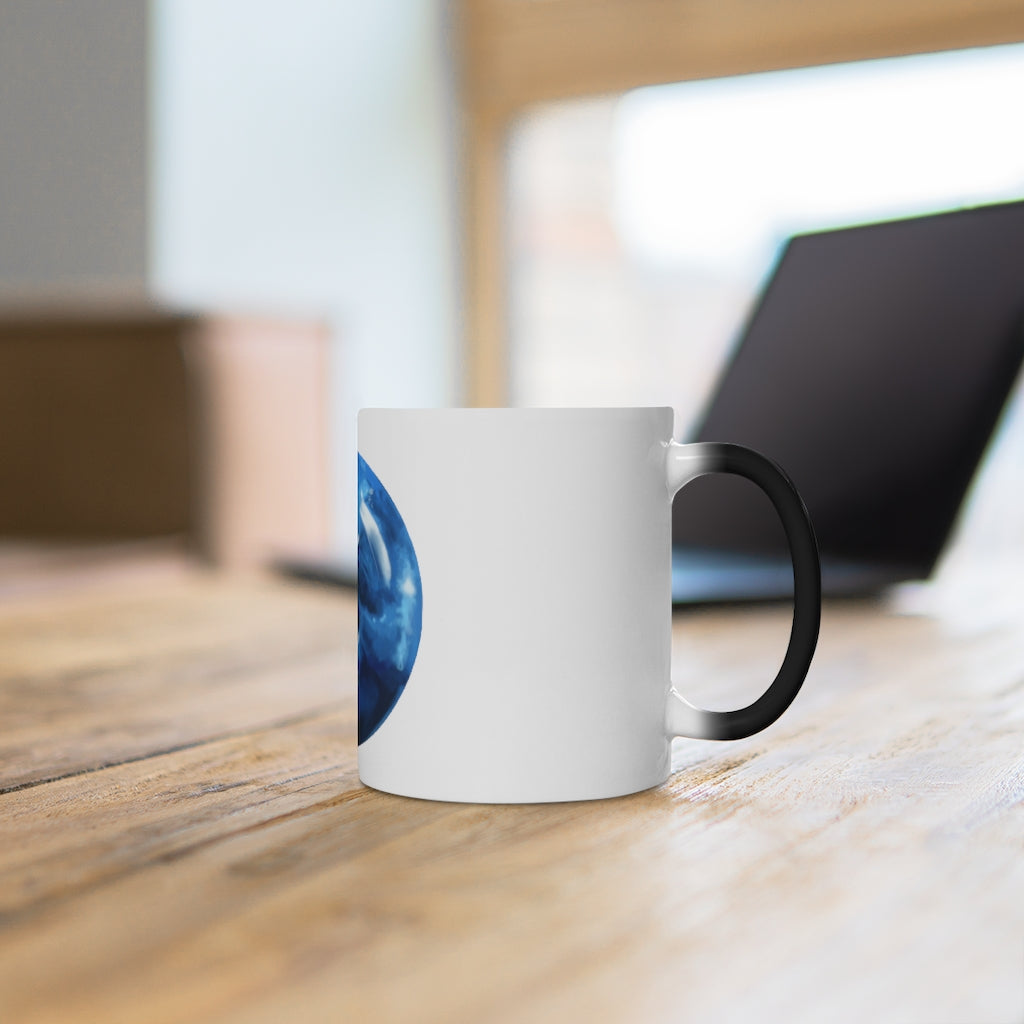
[{"x1": 357, "y1": 454, "x2": 423, "y2": 744}]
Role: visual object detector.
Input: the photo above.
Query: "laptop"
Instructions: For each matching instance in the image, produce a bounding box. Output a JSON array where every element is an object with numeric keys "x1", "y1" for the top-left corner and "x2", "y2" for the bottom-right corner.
[
  {"x1": 671, "y1": 199, "x2": 1024, "y2": 603},
  {"x1": 280, "y1": 201, "x2": 1024, "y2": 602}
]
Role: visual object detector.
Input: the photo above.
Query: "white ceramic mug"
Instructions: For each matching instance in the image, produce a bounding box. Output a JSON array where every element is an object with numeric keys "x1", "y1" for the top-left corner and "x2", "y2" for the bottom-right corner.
[{"x1": 357, "y1": 408, "x2": 820, "y2": 803}]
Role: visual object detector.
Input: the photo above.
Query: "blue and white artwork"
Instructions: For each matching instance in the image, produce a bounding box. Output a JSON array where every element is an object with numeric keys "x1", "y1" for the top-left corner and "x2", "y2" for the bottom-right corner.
[{"x1": 357, "y1": 455, "x2": 423, "y2": 744}]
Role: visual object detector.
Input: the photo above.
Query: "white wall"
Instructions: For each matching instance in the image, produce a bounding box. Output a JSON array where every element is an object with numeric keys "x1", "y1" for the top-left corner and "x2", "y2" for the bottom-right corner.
[
  {"x1": 150, "y1": 0, "x2": 462, "y2": 560},
  {"x1": 0, "y1": 0, "x2": 148, "y2": 299}
]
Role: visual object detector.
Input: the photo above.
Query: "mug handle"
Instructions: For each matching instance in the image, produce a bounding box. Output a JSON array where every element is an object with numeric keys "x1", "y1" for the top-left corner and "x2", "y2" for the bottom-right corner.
[{"x1": 665, "y1": 441, "x2": 821, "y2": 741}]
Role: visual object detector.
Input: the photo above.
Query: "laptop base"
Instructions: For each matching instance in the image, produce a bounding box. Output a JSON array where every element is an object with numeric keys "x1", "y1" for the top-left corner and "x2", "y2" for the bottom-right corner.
[{"x1": 670, "y1": 547, "x2": 912, "y2": 604}]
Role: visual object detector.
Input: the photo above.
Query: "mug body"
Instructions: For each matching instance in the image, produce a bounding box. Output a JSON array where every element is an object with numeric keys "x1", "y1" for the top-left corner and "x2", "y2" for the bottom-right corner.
[{"x1": 357, "y1": 407, "x2": 674, "y2": 803}]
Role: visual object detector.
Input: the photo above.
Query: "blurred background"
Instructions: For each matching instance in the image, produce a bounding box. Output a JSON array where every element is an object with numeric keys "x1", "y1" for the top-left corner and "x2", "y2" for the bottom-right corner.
[{"x1": 2, "y1": 0, "x2": 1023, "y2": 586}]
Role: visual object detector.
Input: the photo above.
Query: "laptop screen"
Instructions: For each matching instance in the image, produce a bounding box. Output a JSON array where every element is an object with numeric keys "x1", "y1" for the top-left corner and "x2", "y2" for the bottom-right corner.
[{"x1": 673, "y1": 200, "x2": 1024, "y2": 573}]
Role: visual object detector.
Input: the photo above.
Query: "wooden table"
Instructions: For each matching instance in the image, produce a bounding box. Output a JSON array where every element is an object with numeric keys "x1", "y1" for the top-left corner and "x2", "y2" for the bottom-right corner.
[{"x1": 1, "y1": 555, "x2": 1022, "y2": 1023}]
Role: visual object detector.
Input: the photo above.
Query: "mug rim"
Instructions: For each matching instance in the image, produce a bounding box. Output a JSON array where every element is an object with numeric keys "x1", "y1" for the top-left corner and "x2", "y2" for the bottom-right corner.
[{"x1": 359, "y1": 405, "x2": 674, "y2": 415}]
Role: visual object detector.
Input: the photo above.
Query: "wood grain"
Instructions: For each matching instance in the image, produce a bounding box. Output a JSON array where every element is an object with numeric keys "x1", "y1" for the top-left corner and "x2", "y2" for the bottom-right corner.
[
  {"x1": 0, "y1": 561, "x2": 1022, "y2": 1023},
  {"x1": 0, "y1": 576, "x2": 355, "y2": 791}
]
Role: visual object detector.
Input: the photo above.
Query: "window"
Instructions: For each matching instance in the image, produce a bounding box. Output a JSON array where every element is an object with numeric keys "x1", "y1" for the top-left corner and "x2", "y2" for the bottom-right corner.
[{"x1": 507, "y1": 43, "x2": 1024, "y2": 438}]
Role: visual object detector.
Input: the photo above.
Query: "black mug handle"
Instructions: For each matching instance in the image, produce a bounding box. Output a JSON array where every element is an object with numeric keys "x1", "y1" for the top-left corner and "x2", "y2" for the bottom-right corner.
[{"x1": 665, "y1": 441, "x2": 821, "y2": 741}]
